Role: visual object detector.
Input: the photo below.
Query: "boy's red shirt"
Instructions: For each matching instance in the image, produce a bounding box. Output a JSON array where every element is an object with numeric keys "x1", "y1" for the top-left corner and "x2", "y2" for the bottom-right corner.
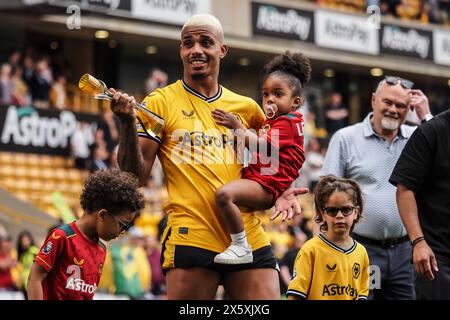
[{"x1": 35, "y1": 221, "x2": 106, "y2": 300}]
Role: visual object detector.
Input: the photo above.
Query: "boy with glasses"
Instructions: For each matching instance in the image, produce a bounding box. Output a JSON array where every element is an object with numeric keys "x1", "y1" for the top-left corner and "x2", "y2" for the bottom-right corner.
[{"x1": 27, "y1": 169, "x2": 145, "y2": 300}]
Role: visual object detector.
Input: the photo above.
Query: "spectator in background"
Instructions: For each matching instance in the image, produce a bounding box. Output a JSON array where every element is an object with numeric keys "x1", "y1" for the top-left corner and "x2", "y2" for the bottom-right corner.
[
  {"x1": 0, "y1": 235, "x2": 19, "y2": 291},
  {"x1": 22, "y1": 55, "x2": 34, "y2": 87},
  {"x1": 303, "y1": 110, "x2": 318, "y2": 146},
  {"x1": 378, "y1": 0, "x2": 398, "y2": 17},
  {"x1": 149, "y1": 157, "x2": 165, "y2": 188},
  {"x1": 279, "y1": 230, "x2": 307, "y2": 296},
  {"x1": 50, "y1": 74, "x2": 68, "y2": 110},
  {"x1": 0, "y1": 63, "x2": 13, "y2": 105},
  {"x1": 71, "y1": 121, "x2": 91, "y2": 170},
  {"x1": 425, "y1": 0, "x2": 444, "y2": 24},
  {"x1": 94, "y1": 127, "x2": 109, "y2": 156},
  {"x1": 301, "y1": 137, "x2": 325, "y2": 192},
  {"x1": 89, "y1": 143, "x2": 109, "y2": 172},
  {"x1": 142, "y1": 176, "x2": 158, "y2": 208},
  {"x1": 440, "y1": 1, "x2": 450, "y2": 24},
  {"x1": 11, "y1": 66, "x2": 31, "y2": 106},
  {"x1": 143, "y1": 234, "x2": 166, "y2": 297},
  {"x1": 144, "y1": 68, "x2": 168, "y2": 95},
  {"x1": 267, "y1": 222, "x2": 293, "y2": 261},
  {"x1": 108, "y1": 227, "x2": 151, "y2": 299},
  {"x1": 324, "y1": 92, "x2": 348, "y2": 137},
  {"x1": 8, "y1": 50, "x2": 21, "y2": 69},
  {"x1": 396, "y1": 0, "x2": 421, "y2": 21},
  {"x1": 0, "y1": 223, "x2": 7, "y2": 239},
  {"x1": 97, "y1": 110, "x2": 119, "y2": 156},
  {"x1": 16, "y1": 231, "x2": 39, "y2": 299},
  {"x1": 29, "y1": 58, "x2": 52, "y2": 109}
]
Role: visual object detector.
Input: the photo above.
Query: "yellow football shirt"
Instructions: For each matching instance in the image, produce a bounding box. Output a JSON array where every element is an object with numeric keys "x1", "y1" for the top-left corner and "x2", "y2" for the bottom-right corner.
[
  {"x1": 287, "y1": 234, "x2": 370, "y2": 300},
  {"x1": 137, "y1": 80, "x2": 268, "y2": 252}
]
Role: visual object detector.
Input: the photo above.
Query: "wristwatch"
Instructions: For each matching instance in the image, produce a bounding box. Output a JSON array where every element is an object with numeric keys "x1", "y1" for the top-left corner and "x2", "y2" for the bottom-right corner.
[{"x1": 422, "y1": 114, "x2": 433, "y2": 123}]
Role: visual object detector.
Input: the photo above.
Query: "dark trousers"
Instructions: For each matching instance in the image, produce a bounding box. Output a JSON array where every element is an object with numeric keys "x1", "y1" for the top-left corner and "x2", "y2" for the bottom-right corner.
[
  {"x1": 415, "y1": 255, "x2": 450, "y2": 300},
  {"x1": 356, "y1": 236, "x2": 415, "y2": 300}
]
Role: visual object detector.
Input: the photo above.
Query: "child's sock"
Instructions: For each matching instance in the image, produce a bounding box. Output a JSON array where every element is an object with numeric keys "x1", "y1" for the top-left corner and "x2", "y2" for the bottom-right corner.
[{"x1": 230, "y1": 231, "x2": 249, "y2": 248}]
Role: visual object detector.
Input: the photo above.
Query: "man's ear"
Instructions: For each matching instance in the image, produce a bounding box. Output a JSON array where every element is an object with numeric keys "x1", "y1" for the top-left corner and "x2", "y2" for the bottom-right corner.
[
  {"x1": 220, "y1": 44, "x2": 228, "y2": 59},
  {"x1": 371, "y1": 93, "x2": 376, "y2": 111}
]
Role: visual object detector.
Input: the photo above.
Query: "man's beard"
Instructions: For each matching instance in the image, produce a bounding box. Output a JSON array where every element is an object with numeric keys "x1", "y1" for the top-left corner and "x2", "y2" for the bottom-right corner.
[{"x1": 381, "y1": 116, "x2": 400, "y2": 130}]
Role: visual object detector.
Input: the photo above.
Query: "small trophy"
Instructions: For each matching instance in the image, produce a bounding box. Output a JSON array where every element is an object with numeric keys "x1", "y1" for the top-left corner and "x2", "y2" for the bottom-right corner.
[{"x1": 78, "y1": 74, "x2": 164, "y2": 139}]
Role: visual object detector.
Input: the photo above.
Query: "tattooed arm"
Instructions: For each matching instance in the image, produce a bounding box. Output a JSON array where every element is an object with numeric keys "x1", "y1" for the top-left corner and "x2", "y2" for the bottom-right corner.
[
  {"x1": 110, "y1": 88, "x2": 159, "y2": 186},
  {"x1": 117, "y1": 121, "x2": 159, "y2": 186}
]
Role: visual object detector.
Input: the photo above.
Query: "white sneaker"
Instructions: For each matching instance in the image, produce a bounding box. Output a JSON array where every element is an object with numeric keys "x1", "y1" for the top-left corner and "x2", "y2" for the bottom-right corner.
[{"x1": 214, "y1": 244, "x2": 253, "y2": 264}]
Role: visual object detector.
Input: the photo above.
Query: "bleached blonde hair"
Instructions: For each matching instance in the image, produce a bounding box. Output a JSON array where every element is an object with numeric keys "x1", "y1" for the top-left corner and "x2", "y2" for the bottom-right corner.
[{"x1": 181, "y1": 14, "x2": 224, "y2": 43}]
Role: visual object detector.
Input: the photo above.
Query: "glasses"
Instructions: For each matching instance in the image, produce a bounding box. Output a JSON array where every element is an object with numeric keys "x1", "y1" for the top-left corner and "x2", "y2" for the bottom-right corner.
[
  {"x1": 385, "y1": 76, "x2": 414, "y2": 89},
  {"x1": 322, "y1": 206, "x2": 358, "y2": 217},
  {"x1": 108, "y1": 212, "x2": 133, "y2": 233}
]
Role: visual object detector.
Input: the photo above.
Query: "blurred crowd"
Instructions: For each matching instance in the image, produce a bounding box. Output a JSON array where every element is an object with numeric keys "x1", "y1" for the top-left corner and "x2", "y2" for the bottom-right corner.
[
  {"x1": 314, "y1": 0, "x2": 450, "y2": 25},
  {"x1": 0, "y1": 228, "x2": 39, "y2": 298},
  {"x1": 0, "y1": 48, "x2": 71, "y2": 109}
]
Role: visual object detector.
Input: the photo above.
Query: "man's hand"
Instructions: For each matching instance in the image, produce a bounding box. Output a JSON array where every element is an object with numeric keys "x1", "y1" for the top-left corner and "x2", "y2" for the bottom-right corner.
[
  {"x1": 413, "y1": 240, "x2": 439, "y2": 281},
  {"x1": 409, "y1": 89, "x2": 430, "y2": 121},
  {"x1": 110, "y1": 88, "x2": 137, "y2": 122},
  {"x1": 212, "y1": 109, "x2": 244, "y2": 130},
  {"x1": 272, "y1": 187, "x2": 309, "y2": 222}
]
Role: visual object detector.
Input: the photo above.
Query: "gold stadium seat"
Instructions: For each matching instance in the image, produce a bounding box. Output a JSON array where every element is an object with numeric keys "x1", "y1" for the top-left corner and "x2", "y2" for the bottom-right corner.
[
  {"x1": 27, "y1": 153, "x2": 41, "y2": 167},
  {"x1": 29, "y1": 179, "x2": 45, "y2": 192},
  {"x1": 65, "y1": 157, "x2": 75, "y2": 167},
  {"x1": 28, "y1": 167, "x2": 42, "y2": 179},
  {"x1": 53, "y1": 156, "x2": 67, "y2": 167},
  {"x1": 0, "y1": 164, "x2": 14, "y2": 177},
  {"x1": 0, "y1": 151, "x2": 88, "y2": 219},
  {"x1": 15, "y1": 191, "x2": 29, "y2": 202},
  {"x1": 41, "y1": 180, "x2": 57, "y2": 192},
  {"x1": 66, "y1": 168, "x2": 81, "y2": 180},
  {"x1": 0, "y1": 152, "x2": 14, "y2": 164},
  {"x1": 39, "y1": 155, "x2": 54, "y2": 167},
  {"x1": 54, "y1": 168, "x2": 67, "y2": 180},
  {"x1": 41, "y1": 167, "x2": 56, "y2": 180},
  {"x1": 0, "y1": 177, "x2": 15, "y2": 189},
  {"x1": 13, "y1": 153, "x2": 28, "y2": 166},
  {"x1": 14, "y1": 178, "x2": 30, "y2": 191},
  {"x1": 14, "y1": 165, "x2": 29, "y2": 178}
]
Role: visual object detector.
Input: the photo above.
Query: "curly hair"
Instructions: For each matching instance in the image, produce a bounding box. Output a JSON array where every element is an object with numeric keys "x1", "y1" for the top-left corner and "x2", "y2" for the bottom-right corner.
[
  {"x1": 314, "y1": 175, "x2": 364, "y2": 233},
  {"x1": 261, "y1": 51, "x2": 312, "y2": 97},
  {"x1": 80, "y1": 168, "x2": 145, "y2": 217}
]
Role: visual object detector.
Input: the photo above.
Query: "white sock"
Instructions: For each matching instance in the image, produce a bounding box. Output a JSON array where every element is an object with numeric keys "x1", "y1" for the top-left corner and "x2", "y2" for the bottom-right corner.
[{"x1": 230, "y1": 231, "x2": 249, "y2": 248}]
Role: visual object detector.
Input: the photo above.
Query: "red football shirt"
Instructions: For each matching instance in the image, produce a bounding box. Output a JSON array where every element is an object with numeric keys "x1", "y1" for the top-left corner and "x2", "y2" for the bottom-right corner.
[
  {"x1": 243, "y1": 112, "x2": 305, "y2": 199},
  {"x1": 35, "y1": 221, "x2": 106, "y2": 300}
]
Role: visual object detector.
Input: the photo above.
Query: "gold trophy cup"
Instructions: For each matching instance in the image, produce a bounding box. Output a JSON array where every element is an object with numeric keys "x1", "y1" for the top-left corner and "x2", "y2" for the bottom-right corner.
[{"x1": 78, "y1": 74, "x2": 164, "y2": 139}]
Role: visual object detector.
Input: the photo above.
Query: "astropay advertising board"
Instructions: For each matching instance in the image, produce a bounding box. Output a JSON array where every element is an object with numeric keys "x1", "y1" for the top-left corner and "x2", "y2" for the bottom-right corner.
[
  {"x1": 314, "y1": 10, "x2": 379, "y2": 55},
  {"x1": 131, "y1": 0, "x2": 211, "y2": 25},
  {"x1": 251, "y1": 2, "x2": 314, "y2": 43},
  {"x1": 0, "y1": 105, "x2": 99, "y2": 156},
  {"x1": 433, "y1": 29, "x2": 450, "y2": 66}
]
